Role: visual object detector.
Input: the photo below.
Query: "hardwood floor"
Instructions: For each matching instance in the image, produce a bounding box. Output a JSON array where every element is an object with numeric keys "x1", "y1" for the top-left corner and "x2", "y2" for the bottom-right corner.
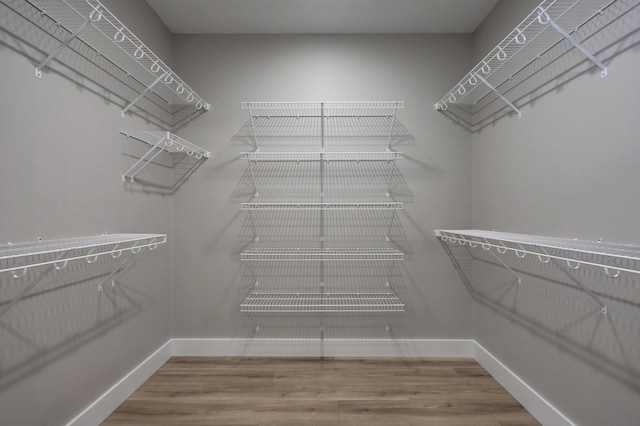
[{"x1": 103, "y1": 357, "x2": 539, "y2": 425}]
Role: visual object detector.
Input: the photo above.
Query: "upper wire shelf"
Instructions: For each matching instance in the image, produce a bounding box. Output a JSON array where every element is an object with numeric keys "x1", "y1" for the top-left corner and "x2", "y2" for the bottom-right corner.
[
  {"x1": 240, "y1": 152, "x2": 403, "y2": 162},
  {"x1": 240, "y1": 292, "x2": 405, "y2": 313},
  {"x1": 435, "y1": 0, "x2": 617, "y2": 122},
  {"x1": 0, "y1": 233, "x2": 166, "y2": 276},
  {"x1": 435, "y1": 229, "x2": 640, "y2": 271},
  {"x1": 242, "y1": 101, "x2": 404, "y2": 118},
  {"x1": 28, "y1": 0, "x2": 210, "y2": 116},
  {"x1": 120, "y1": 131, "x2": 210, "y2": 182},
  {"x1": 241, "y1": 202, "x2": 403, "y2": 211},
  {"x1": 241, "y1": 248, "x2": 404, "y2": 261}
]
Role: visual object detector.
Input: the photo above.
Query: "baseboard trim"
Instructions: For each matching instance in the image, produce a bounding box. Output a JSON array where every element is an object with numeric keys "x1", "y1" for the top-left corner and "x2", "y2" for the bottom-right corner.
[
  {"x1": 171, "y1": 338, "x2": 474, "y2": 357},
  {"x1": 65, "y1": 340, "x2": 172, "y2": 426},
  {"x1": 473, "y1": 341, "x2": 576, "y2": 426},
  {"x1": 68, "y1": 338, "x2": 574, "y2": 426}
]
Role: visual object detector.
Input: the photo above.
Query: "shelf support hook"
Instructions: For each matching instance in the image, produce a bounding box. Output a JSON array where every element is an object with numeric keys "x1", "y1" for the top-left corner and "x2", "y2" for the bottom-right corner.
[
  {"x1": 248, "y1": 106, "x2": 260, "y2": 151},
  {"x1": 386, "y1": 102, "x2": 399, "y2": 151},
  {"x1": 475, "y1": 74, "x2": 522, "y2": 118},
  {"x1": 35, "y1": 8, "x2": 102, "y2": 78},
  {"x1": 121, "y1": 72, "x2": 168, "y2": 118},
  {"x1": 537, "y1": 8, "x2": 607, "y2": 77},
  {"x1": 540, "y1": 247, "x2": 608, "y2": 314}
]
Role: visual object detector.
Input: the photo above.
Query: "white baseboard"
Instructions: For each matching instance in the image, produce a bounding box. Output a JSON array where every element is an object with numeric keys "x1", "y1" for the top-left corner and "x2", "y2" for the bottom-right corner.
[
  {"x1": 473, "y1": 342, "x2": 576, "y2": 426},
  {"x1": 66, "y1": 340, "x2": 171, "y2": 426},
  {"x1": 68, "y1": 338, "x2": 573, "y2": 426},
  {"x1": 171, "y1": 338, "x2": 474, "y2": 357}
]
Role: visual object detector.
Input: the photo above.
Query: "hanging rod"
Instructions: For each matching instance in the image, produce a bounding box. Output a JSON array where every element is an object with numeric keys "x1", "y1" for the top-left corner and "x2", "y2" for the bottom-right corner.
[
  {"x1": 434, "y1": 0, "x2": 616, "y2": 117},
  {"x1": 240, "y1": 292, "x2": 405, "y2": 313},
  {"x1": 241, "y1": 248, "x2": 404, "y2": 261},
  {"x1": 28, "y1": 0, "x2": 210, "y2": 115},
  {"x1": 121, "y1": 131, "x2": 210, "y2": 182}
]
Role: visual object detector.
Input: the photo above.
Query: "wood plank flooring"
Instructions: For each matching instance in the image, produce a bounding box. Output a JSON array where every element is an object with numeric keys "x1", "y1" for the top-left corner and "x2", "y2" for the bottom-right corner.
[{"x1": 103, "y1": 357, "x2": 539, "y2": 425}]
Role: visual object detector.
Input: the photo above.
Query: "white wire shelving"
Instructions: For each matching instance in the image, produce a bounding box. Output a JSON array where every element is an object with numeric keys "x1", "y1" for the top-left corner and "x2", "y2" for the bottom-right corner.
[
  {"x1": 435, "y1": 229, "x2": 640, "y2": 314},
  {"x1": 242, "y1": 101, "x2": 404, "y2": 118},
  {"x1": 241, "y1": 202, "x2": 403, "y2": 211},
  {"x1": 28, "y1": 0, "x2": 210, "y2": 117},
  {"x1": 240, "y1": 151, "x2": 403, "y2": 162},
  {"x1": 0, "y1": 233, "x2": 166, "y2": 317},
  {"x1": 240, "y1": 293, "x2": 404, "y2": 313},
  {"x1": 435, "y1": 0, "x2": 621, "y2": 124},
  {"x1": 241, "y1": 248, "x2": 404, "y2": 262},
  {"x1": 121, "y1": 131, "x2": 209, "y2": 182}
]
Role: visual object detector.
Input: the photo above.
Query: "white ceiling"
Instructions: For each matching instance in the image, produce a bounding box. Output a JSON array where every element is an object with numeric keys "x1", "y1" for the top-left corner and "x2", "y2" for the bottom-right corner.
[{"x1": 146, "y1": 0, "x2": 499, "y2": 34}]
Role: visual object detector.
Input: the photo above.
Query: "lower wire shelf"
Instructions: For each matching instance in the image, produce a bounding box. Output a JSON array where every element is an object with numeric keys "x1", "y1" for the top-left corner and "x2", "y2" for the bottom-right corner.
[{"x1": 240, "y1": 292, "x2": 405, "y2": 313}]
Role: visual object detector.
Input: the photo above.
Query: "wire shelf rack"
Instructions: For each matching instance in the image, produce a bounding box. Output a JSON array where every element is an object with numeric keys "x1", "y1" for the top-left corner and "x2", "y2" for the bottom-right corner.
[
  {"x1": 435, "y1": 229, "x2": 640, "y2": 314},
  {"x1": 241, "y1": 248, "x2": 404, "y2": 261},
  {"x1": 240, "y1": 292, "x2": 405, "y2": 312},
  {"x1": 0, "y1": 233, "x2": 166, "y2": 275},
  {"x1": 241, "y1": 202, "x2": 403, "y2": 211},
  {"x1": 28, "y1": 0, "x2": 210, "y2": 116},
  {"x1": 435, "y1": 0, "x2": 624, "y2": 126},
  {"x1": 242, "y1": 101, "x2": 404, "y2": 118},
  {"x1": 240, "y1": 152, "x2": 403, "y2": 162},
  {"x1": 121, "y1": 131, "x2": 209, "y2": 182}
]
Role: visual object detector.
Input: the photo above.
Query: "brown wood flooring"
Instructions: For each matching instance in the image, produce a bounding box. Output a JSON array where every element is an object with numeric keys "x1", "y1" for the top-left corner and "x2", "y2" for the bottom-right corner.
[{"x1": 103, "y1": 357, "x2": 540, "y2": 425}]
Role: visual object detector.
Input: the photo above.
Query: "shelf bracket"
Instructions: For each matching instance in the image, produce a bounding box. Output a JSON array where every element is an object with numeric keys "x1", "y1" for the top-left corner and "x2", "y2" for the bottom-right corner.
[
  {"x1": 122, "y1": 133, "x2": 168, "y2": 182},
  {"x1": 248, "y1": 107, "x2": 260, "y2": 151},
  {"x1": 538, "y1": 8, "x2": 607, "y2": 78},
  {"x1": 247, "y1": 210, "x2": 259, "y2": 242},
  {"x1": 481, "y1": 241, "x2": 521, "y2": 285},
  {"x1": 121, "y1": 72, "x2": 168, "y2": 118},
  {"x1": 476, "y1": 74, "x2": 522, "y2": 118},
  {"x1": 385, "y1": 157, "x2": 396, "y2": 198},
  {"x1": 540, "y1": 247, "x2": 608, "y2": 314},
  {"x1": 35, "y1": 13, "x2": 95, "y2": 78},
  {"x1": 97, "y1": 253, "x2": 139, "y2": 293},
  {"x1": 385, "y1": 210, "x2": 397, "y2": 242},
  {"x1": 247, "y1": 160, "x2": 259, "y2": 198},
  {"x1": 0, "y1": 250, "x2": 69, "y2": 318},
  {"x1": 386, "y1": 103, "x2": 399, "y2": 150}
]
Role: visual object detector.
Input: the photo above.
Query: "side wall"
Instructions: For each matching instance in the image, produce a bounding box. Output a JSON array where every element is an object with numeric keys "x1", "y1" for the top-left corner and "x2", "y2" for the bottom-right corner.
[
  {"x1": 169, "y1": 34, "x2": 474, "y2": 345},
  {"x1": 0, "y1": 1, "x2": 173, "y2": 424},
  {"x1": 470, "y1": 1, "x2": 640, "y2": 425}
]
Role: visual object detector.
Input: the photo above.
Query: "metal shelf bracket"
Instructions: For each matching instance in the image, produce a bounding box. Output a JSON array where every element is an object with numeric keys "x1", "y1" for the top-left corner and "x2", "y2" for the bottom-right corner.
[
  {"x1": 476, "y1": 74, "x2": 522, "y2": 118},
  {"x1": 537, "y1": 7, "x2": 608, "y2": 78}
]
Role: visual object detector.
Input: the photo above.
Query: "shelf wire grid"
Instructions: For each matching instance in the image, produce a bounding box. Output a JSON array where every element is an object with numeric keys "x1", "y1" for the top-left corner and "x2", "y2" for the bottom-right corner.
[
  {"x1": 240, "y1": 152, "x2": 403, "y2": 162},
  {"x1": 240, "y1": 292, "x2": 405, "y2": 313},
  {"x1": 435, "y1": 229, "x2": 640, "y2": 275},
  {"x1": 241, "y1": 202, "x2": 402, "y2": 211},
  {"x1": 28, "y1": 0, "x2": 209, "y2": 109},
  {"x1": 241, "y1": 248, "x2": 404, "y2": 261},
  {"x1": 242, "y1": 101, "x2": 404, "y2": 118},
  {"x1": 0, "y1": 233, "x2": 166, "y2": 274},
  {"x1": 436, "y1": 0, "x2": 625, "y2": 122}
]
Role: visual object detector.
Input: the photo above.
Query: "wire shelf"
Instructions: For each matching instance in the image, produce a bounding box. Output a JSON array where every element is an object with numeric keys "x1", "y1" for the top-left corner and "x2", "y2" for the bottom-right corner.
[
  {"x1": 28, "y1": 0, "x2": 209, "y2": 112},
  {"x1": 435, "y1": 0, "x2": 622, "y2": 124},
  {"x1": 241, "y1": 248, "x2": 404, "y2": 261},
  {"x1": 240, "y1": 152, "x2": 403, "y2": 162},
  {"x1": 121, "y1": 131, "x2": 210, "y2": 157},
  {"x1": 240, "y1": 292, "x2": 405, "y2": 312},
  {"x1": 242, "y1": 101, "x2": 404, "y2": 118},
  {"x1": 241, "y1": 202, "x2": 403, "y2": 211},
  {"x1": 0, "y1": 233, "x2": 166, "y2": 275},
  {"x1": 435, "y1": 229, "x2": 640, "y2": 276}
]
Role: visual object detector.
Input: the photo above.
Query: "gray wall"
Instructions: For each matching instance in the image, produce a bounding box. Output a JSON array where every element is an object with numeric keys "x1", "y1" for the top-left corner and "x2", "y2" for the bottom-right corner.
[
  {"x1": 169, "y1": 34, "x2": 474, "y2": 342},
  {"x1": 470, "y1": 1, "x2": 640, "y2": 425},
  {"x1": 0, "y1": 1, "x2": 173, "y2": 424}
]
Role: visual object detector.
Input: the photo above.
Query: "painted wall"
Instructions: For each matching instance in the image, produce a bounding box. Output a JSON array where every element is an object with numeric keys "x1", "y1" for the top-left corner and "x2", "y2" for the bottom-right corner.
[
  {"x1": 469, "y1": 1, "x2": 640, "y2": 425},
  {"x1": 0, "y1": 1, "x2": 173, "y2": 424},
  {"x1": 168, "y1": 34, "x2": 474, "y2": 343}
]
